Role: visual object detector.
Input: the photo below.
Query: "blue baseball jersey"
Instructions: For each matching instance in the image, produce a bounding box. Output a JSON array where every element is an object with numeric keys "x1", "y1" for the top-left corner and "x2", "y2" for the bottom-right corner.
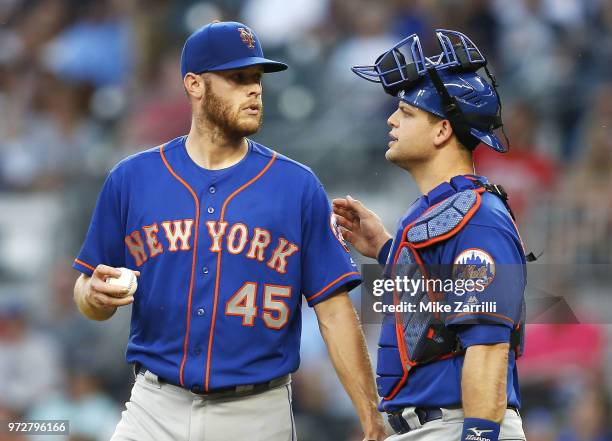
[
  {"x1": 73, "y1": 135, "x2": 361, "y2": 392},
  {"x1": 377, "y1": 174, "x2": 526, "y2": 412}
]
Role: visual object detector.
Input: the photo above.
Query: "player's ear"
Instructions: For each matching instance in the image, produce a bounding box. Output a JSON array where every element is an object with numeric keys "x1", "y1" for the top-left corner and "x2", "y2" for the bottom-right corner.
[
  {"x1": 183, "y1": 73, "x2": 204, "y2": 100},
  {"x1": 433, "y1": 119, "x2": 454, "y2": 147}
]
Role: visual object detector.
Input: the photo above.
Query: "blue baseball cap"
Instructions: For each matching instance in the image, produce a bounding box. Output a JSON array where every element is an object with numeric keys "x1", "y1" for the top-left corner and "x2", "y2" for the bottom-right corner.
[{"x1": 180, "y1": 21, "x2": 288, "y2": 78}]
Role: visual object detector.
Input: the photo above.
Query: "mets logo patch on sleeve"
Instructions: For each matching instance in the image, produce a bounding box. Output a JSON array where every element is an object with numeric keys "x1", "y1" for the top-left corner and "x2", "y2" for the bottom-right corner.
[
  {"x1": 330, "y1": 214, "x2": 350, "y2": 252},
  {"x1": 453, "y1": 248, "x2": 496, "y2": 288}
]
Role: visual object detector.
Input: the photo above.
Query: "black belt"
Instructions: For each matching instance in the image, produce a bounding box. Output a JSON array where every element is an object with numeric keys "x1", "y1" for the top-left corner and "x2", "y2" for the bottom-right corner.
[
  {"x1": 134, "y1": 363, "x2": 290, "y2": 400},
  {"x1": 387, "y1": 407, "x2": 444, "y2": 435},
  {"x1": 387, "y1": 406, "x2": 520, "y2": 435}
]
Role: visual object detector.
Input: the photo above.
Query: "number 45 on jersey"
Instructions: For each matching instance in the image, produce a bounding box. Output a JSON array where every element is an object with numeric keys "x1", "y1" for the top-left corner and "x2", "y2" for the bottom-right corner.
[{"x1": 225, "y1": 283, "x2": 292, "y2": 329}]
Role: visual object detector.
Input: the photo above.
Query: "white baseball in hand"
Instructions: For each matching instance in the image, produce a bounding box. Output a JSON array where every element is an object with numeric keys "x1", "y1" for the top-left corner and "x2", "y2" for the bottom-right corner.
[{"x1": 106, "y1": 267, "x2": 138, "y2": 296}]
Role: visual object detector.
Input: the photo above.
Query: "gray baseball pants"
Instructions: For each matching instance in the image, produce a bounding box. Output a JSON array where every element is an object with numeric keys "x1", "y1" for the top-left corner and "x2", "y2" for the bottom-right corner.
[{"x1": 110, "y1": 370, "x2": 296, "y2": 441}]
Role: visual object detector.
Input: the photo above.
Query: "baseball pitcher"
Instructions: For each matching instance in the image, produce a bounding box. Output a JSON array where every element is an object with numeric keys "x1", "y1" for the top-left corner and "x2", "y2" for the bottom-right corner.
[{"x1": 72, "y1": 21, "x2": 386, "y2": 441}]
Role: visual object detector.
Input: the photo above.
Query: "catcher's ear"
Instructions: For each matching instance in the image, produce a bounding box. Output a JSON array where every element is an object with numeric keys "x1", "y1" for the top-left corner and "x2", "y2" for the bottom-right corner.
[{"x1": 432, "y1": 119, "x2": 454, "y2": 148}]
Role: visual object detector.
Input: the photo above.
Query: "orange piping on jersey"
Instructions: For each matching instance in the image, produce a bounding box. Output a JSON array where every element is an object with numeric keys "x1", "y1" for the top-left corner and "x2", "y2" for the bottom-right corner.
[
  {"x1": 305, "y1": 271, "x2": 361, "y2": 302},
  {"x1": 74, "y1": 259, "x2": 95, "y2": 272},
  {"x1": 160, "y1": 145, "x2": 200, "y2": 387},
  {"x1": 204, "y1": 153, "x2": 277, "y2": 392}
]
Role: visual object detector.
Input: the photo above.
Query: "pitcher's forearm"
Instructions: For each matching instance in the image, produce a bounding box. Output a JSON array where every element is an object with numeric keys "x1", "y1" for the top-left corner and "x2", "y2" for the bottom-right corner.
[{"x1": 315, "y1": 294, "x2": 384, "y2": 435}]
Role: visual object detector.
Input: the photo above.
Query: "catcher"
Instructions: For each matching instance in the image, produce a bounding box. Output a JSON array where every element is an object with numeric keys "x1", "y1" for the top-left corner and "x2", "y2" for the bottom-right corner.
[{"x1": 334, "y1": 29, "x2": 530, "y2": 441}]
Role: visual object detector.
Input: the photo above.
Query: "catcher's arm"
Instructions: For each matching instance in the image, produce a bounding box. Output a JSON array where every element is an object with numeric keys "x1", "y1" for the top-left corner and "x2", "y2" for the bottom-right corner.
[{"x1": 462, "y1": 342, "x2": 508, "y2": 421}]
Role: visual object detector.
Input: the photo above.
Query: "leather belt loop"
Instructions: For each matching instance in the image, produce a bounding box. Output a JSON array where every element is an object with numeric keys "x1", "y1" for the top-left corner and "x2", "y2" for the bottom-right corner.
[
  {"x1": 235, "y1": 384, "x2": 255, "y2": 394},
  {"x1": 402, "y1": 408, "x2": 423, "y2": 430},
  {"x1": 387, "y1": 412, "x2": 410, "y2": 435},
  {"x1": 144, "y1": 370, "x2": 161, "y2": 389}
]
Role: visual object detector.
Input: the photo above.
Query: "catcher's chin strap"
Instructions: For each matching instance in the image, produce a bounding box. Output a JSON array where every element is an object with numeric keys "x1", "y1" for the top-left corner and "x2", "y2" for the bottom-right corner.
[
  {"x1": 473, "y1": 180, "x2": 540, "y2": 262},
  {"x1": 483, "y1": 65, "x2": 511, "y2": 149}
]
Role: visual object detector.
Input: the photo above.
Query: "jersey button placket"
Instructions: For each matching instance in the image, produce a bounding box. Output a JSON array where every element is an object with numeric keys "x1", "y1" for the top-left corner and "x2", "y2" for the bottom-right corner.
[
  {"x1": 202, "y1": 189, "x2": 215, "y2": 279},
  {"x1": 196, "y1": 185, "x2": 214, "y2": 382},
  {"x1": 202, "y1": 187, "x2": 214, "y2": 278},
  {"x1": 206, "y1": 184, "x2": 216, "y2": 214}
]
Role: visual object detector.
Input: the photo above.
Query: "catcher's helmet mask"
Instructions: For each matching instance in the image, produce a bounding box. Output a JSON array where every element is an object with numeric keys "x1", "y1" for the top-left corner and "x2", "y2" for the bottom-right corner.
[{"x1": 352, "y1": 29, "x2": 509, "y2": 152}]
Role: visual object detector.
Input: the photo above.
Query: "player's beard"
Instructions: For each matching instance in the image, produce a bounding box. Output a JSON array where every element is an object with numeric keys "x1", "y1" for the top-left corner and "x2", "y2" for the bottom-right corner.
[{"x1": 200, "y1": 82, "x2": 263, "y2": 140}]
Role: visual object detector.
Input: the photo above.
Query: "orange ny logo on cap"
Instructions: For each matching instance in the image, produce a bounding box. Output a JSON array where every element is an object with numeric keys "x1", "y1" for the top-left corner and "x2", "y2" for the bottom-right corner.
[{"x1": 238, "y1": 27, "x2": 255, "y2": 49}]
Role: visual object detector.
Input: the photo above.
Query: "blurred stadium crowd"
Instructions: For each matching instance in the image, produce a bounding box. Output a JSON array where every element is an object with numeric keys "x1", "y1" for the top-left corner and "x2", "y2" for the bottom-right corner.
[{"x1": 0, "y1": 0, "x2": 611, "y2": 440}]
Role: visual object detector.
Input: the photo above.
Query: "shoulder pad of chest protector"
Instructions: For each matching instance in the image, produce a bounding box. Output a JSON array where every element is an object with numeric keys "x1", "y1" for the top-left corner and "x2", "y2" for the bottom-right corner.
[{"x1": 406, "y1": 189, "x2": 479, "y2": 245}]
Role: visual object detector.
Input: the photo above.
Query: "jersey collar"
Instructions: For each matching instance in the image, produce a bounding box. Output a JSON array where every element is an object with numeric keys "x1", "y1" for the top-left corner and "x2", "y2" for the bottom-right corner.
[{"x1": 179, "y1": 135, "x2": 254, "y2": 179}]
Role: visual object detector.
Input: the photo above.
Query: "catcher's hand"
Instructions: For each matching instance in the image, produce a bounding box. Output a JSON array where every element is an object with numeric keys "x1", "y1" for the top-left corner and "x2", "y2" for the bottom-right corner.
[{"x1": 332, "y1": 195, "x2": 392, "y2": 259}]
